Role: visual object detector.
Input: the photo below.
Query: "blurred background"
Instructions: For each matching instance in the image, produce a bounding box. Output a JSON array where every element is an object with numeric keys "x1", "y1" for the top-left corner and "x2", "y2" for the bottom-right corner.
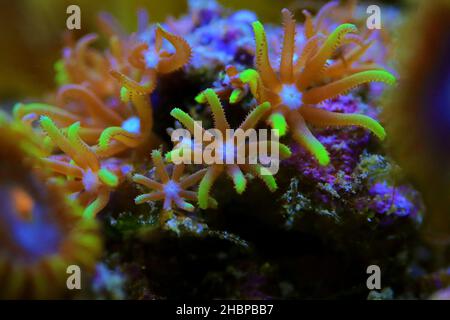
[{"x1": 0, "y1": 0, "x2": 401, "y2": 101}]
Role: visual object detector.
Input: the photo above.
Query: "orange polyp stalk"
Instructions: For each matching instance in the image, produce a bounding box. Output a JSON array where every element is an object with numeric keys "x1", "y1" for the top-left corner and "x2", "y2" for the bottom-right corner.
[
  {"x1": 252, "y1": 21, "x2": 281, "y2": 90},
  {"x1": 172, "y1": 163, "x2": 185, "y2": 181},
  {"x1": 155, "y1": 25, "x2": 192, "y2": 74},
  {"x1": 198, "y1": 165, "x2": 223, "y2": 208},
  {"x1": 67, "y1": 123, "x2": 100, "y2": 171},
  {"x1": 84, "y1": 189, "x2": 110, "y2": 219},
  {"x1": 294, "y1": 34, "x2": 323, "y2": 73},
  {"x1": 288, "y1": 111, "x2": 330, "y2": 166},
  {"x1": 179, "y1": 190, "x2": 197, "y2": 201},
  {"x1": 131, "y1": 94, "x2": 153, "y2": 137},
  {"x1": 152, "y1": 151, "x2": 170, "y2": 184},
  {"x1": 95, "y1": 142, "x2": 129, "y2": 158},
  {"x1": 15, "y1": 104, "x2": 79, "y2": 126},
  {"x1": 302, "y1": 70, "x2": 395, "y2": 104},
  {"x1": 57, "y1": 85, "x2": 123, "y2": 126},
  {"x1": 97, "y1": 12, "x2": 126, "y2": 39},
  {"x1": 77, "y1": 127, "x2": 104, "y2": 144},
  {"x1": 342, "y1": 34, "x2": 365, "y2": 47},
  {"x1": 102, "y1": 128, "x2": 141, "y2": 148},
  {"x1": 135, "y1": 192, "x2": 165, "y2": 204},
  {"x1": 239, "y1": 102, "x2": 270, "y2": 132},
  {"x1": 300, "y1": 105, "x2": 386, "y2": 140},
  {"x1": 298, "y1": 24, "x2": 357, "y2": 89},
  {"x1": 179, "y1": 169, "x2": 208, "y2": 189},
  {"x1": 280, "y1": 9, "x2": 296, "y2": 83},
  {"x1": 203, "y1": 89, "x2": 230, "y2": 133},
  {"x1": 75, "y1": 34, "x2": 98, "y2": 62},
  {"x1": 64, "y1": 180, "x2": 84, "y2": 193},
  {"x1": 302, "y1": 10, "x2": 315, "y2": 39},
  {"x1": 109, "y1": 36, "x2": 123, "y2": 61},
  {"x1": 75, "y1": 47, "x2": 104, "y2": 83},
  {"x1": 324, "y1": 40, "x2": 374, "y2": 78},
  {"x1": 133, "y1": 174, "x2": 163, "y2": 190},
  {"x1": 128, "y1": 43, "x2": 149, "y2": 70},
  {"x1": 110, "y1": 70, "x2": 155, "y2": 94},
  {"x1": 40, "y1": 158, "x2": 83, "y2": 178},
  {"x1": 325, "y1": 63, "x2": 385, "y2": 80}
]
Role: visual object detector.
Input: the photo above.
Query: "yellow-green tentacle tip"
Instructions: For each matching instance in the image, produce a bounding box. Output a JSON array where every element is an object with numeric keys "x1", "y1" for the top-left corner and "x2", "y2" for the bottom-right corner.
[
  {"x1": 43, "y1": 135, "x2": 54, "y2": 150},
  {"x1": 198, "y1": 174, "x2": 214, "y2": 210},
  {"x1": 198, "y1": 188, "x2": 209, "y2": 210},
  {"x1": 229, "y1": 89, "x2": 244, "y2": 104},
  {"x1": 12, "y1": 103, "x2": 24, "y2": 119},
  {"x1": 165, "y1": 150, "x2": 174, "y2": 162},
  {"x1": 239, "y1": 69, "x2": 259, "y2": 94},
  {"x1": 54, "y1": 59, "x2": 69, "y2": 86},
  {"x1": 195, "y1": 92, "x2": 206, "y2": 104},
  {"x1": 67, "y1": 121, "x2": 81, "y2": 140},
  {"x1": 75, "y1": 233, "x2": 100, "y2": 249},
  {"x1": 181, "y1": 202, "x2": 195, "y2": 212},
  {"x1": 98, "y1": 127, "x2": 119, "y2": 149},
  {"x1": 208, "y1": 197, "x2": 218, "y2": 209},
  {"x1": 0, "y1": 111, "x2": 8, "y2": 124},
  {"x1": 359, "y1": 116, "x2": 386, "y2": 140},
  {"x1": 326, "y1": 24, "x2": 358, "y2": 48},
  {"x1": 39, "y1": 115, "x2": 58, "y2": 135},
  {"x1": 151, "y1": 149, "x2": 163, "y2": 161},
  {"x1": 232, "y1": 171, "x2": 246, "y2": 194},
  {"x1": 279, "y1": 143, "x2": 292, "y2": 159},
  {"x1": 120, "y1": 86, "x2": 130, "y2": 103},
  {"x1": 98, "y1": 168, "x2": 119, "y2": 187},
  {"x1": 252, "y1": 21, "x2": 266, "y2": 46},
  {"x1": 312, "y1": 142, "x2": 330, "y2": 166},
  {"x1": 170, "y1": 108, "x2": 196, "y2": 131},
  {"x1": 257, "y1": 166, "x2": 278, "y2": 192},
  {"x1": 269, "y1": 113, "x2": 288, "y2": 136},
  {"x1": 134, "y1": 194, "x2": 148, "y2": 205},
  {"x1": 83, "y1": 204, "x2": 97, "y2": 220},
  {"x1": 369, "y1": 70, "x2": 397, "y2": 85}
]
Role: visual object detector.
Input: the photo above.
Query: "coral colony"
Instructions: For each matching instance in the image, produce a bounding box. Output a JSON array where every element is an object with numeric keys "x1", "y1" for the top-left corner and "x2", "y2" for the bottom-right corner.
[{"x1": 0, "y1": 0, "x2": 448, "y2": 299}]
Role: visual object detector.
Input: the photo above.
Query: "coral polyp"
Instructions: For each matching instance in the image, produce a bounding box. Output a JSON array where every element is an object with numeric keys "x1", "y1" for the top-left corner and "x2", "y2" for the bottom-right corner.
[
  {"x1": 133, "y1": 150, "x2": 216, "y2": 212},
  {"x1": 238, "y1": 8, "x2": 395, "y2": 165},
  {"x1": 0, "y1": 115, "x2": 101, "y2": 298},
  {"x1": 39, "y1": 116, "x2": 126, "y2": 218},
  {"x1": 170, "y1": 88, "x2": 291, "y2": 209}
]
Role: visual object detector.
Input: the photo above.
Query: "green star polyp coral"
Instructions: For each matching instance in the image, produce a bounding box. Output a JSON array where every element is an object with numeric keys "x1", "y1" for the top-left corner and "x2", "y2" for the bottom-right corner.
[{"x1": 238, "y1": 9, "x2": 395, "y2": 165}]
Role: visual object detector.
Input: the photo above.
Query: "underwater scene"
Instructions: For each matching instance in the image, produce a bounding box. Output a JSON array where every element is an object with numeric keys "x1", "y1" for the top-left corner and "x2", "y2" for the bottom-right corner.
[{"x1": 0, "y1": 0, "x2": 449, "y2": 301}]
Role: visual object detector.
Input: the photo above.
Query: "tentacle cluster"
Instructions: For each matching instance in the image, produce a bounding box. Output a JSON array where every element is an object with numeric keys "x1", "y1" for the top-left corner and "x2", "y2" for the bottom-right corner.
[
  {"x1": 39, "y1": 116, "x2": 125, "y2": 218},
  {"x1": 11, "y1": 3, "x2": 397, "y2": 222},
  {"x1": 13, "y1": 10, "x2": 193, "y2": 218},
  {"x1": 169, "y1": 89, "x2": 291, "y2": 209}
]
